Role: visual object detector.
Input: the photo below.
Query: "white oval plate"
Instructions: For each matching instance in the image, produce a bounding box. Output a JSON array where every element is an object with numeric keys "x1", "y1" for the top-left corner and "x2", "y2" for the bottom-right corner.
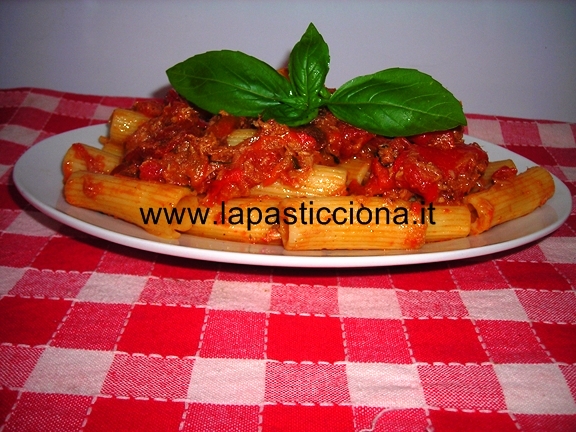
[{"x1": 13, "y1": 124, "x2": 571, "y2": 268}]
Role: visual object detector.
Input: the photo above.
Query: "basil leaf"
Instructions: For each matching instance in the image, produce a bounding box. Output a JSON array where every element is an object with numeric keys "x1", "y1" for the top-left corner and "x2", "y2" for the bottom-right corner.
[
  {"x1": 328, "y1": 68, "x2": 467, "y2": 136},
  {"x1": 288, "y1": 23, "x2": 330, "y2": 110},
  {"x1": 166, "y1": 50, "x2": 294, "y2": 117},
  {"x1": 262, "y1": 101, "x2": 319, "y2": 127}
]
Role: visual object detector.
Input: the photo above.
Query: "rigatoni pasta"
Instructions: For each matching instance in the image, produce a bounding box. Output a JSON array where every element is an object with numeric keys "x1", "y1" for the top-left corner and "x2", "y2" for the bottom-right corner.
[
  {"x1": 464, "y1": 166, "x2": 555, "y2": 235},
  {"x1": 62, "y1": 143, "x2": 121, "y2": 182},
  {"x1": 61, "y1": 96, "x2": 556, "y2": 251},
  {"x1": 64, "y1": 171, "x2": 195, "y2": 239},
  {"x1": 278, "y1": 196, "x2": 427, "y2": 250},
  {"x1": 250, "y1": 165, "x2": 348, "y2": 199}
]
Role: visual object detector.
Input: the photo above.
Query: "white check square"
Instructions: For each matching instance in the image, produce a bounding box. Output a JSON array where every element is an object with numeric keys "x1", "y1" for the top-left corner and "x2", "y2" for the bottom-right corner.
[
  {"x1": 537, "y1": 123, "x2": 576, "y2": 148},
  {"x1": 22, "y1": 92, "x2": 61, "y2": 112},
  {"x1": 466, "y1": 118, "x2": 504, "y2": 145},
  {"x1": 460, "y1": 290, "x2": 529, "y2": 321},
  {"x1": 23, "y1": 347, "x2": 114, "y2": 395},
  {"x1": 338, "y1": 287, "x2": 402, "y2": 319},
  {"x1": 187, "y1": 358, "x2": 266, "y2": 404},
  {"x1": 0, "y1": 266, "x2": 27, "y2": 296},
  {"x1": 494, "y1": 364, "x2": 576, "y2": 414},
  {"x1": 76, "y1": 273, "x2": 147, "y2": 304},
  {"x1": 539, "y1": 237, "x2": 576, "y2": 264},
  {"x1": 5, "y1": 210, "x2": 61, "y2": 237},
  {"x1": 207, "y1": 281, "x2": 271, "y2": 312},
  {"x1": 346, "y1": 363, "x2": 426, "y2": 408},
  {"x1": 0, "y1": 125, "x2": 40, "y2": 146}
]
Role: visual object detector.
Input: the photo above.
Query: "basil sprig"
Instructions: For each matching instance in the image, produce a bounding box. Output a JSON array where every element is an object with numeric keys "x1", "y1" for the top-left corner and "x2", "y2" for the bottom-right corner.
[{"x1": 166, "y1": 23, "x2": 466, "y2": 136}]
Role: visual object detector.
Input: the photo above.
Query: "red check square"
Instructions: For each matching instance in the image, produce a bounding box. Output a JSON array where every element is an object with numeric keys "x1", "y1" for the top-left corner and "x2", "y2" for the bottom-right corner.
[
  {"x1": 549, "y1": 148, "x2": 576, "y2": 167},
  {"x1": 429, "y1": 410, "x2": 518, "y2": 432},
  {"x1": 32, "y1": 236, "x2": 107, "y2": 272},
  {"x1": 0, "y1": 105, "x2": 18, "y2": 125},
  {"x1": 200, "y1": 310, "x2": 265, "y2": 359},
  {"x1": 0, "y1": 387, "x2": 18, "y2": 426},
  {"x1": 43, "y1": 113, "x2": 91, "y2": 135},
  {"x1": 265, "y1": 363, "x2": 350, "y2": 404},
  {"x1": 0, "y1": 141, "x2": 28, "y2": 166},
  {"x1": 117, "y1": 304, "x2": 205, "y2": 357},
  {"x1": 336, "y1": 268, "x2": 394, "y2": 288},
  {"x1": 84, "y1": 397, "x2": 185, "y2": 432},
  {"x1": 271, "y1": 268, "x2": 338, "y2": 286},
  {"x1": 216, "y1": 263, "x2": 272, "y2": 282},
  {"x1": 4, "y1": 393, "x2": 92, "y2": 432},
  {"x1": 10, "y1": 106, "x2": 51, "y2": 130},
  {"x1": 0, "y1": 233, "x2": 48, "y2": 267},
  {"x1": 405, "y1": 318, "x2": 488, "y2": 364},
  {"x1": 270, "y1": 284, "x2": 339, "y2": 315},
  {"x1": 0, "y1": 185, "x2": 30, "y2": 210},
  {"x1": 51, "y1": 303, "x2": 131, "y2": 351},
  {"x1": 397, "y1": 291, "x2": 468, "y2": 318},
  {"x1": 477, "y1": 320, "x2": 550, "y2": 363},
  {"x1": 419, "y1": 365, "x2": 506, "y2": 410},
  {"x1": 151, "y1": 255, "x2": 219, "y2": 280},
  {"x1": 344, "y1": 318, "x2": 411, "y2": 363},
  {"x1": 390, "y1": 264, "x2": 456, "y2": 291},
  {"x1": 182, "y1": 403, "x2": 260, "y2": 432},
  {"x1": 0, "y1": 185, "x2": 31, "y2": 210},
  {"x1": 102, "y1": 354, "x2": 194, "y2": 399},
  {"x1": 261, "y1": 404, "x2": 354, "y2": 432},
  {"x1": 497, "y1": 262, "x2": 571, "y2": 290},
  {"x1": 505, "y1": 145, "x2": 557, "y2": 166},
  {"x1": 557, "y1": 263, "x2": 576, "y2": 287},
  {"x1": 532, "y1": 323, "x2": 576, "y2": 363},
  {"x1": 101, "y1": 95, "x2": 138, "y2": 108},
  {"x1": 266, "y1": 313, "x2": 345, "y2": 363},
  {"x1": 0, "y1": 88, "x2": 27, "y2": 107},
  {"x1": 0, "y1": 297, "x2": 71, "y2": 346}
]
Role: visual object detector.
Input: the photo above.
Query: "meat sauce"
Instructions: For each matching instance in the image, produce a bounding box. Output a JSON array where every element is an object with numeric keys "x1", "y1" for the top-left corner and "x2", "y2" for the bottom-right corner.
[{"x1": 111, "y1": 90, "x2": 489, "y2": 206}]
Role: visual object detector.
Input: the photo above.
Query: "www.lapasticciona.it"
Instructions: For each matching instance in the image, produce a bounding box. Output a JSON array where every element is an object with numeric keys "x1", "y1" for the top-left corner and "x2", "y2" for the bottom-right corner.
[{"x1": 139, "y1": 201, "x2": 437, "y2": 231}]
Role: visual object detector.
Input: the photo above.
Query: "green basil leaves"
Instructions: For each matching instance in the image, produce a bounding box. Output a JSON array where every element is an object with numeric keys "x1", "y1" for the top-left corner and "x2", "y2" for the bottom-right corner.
[
  {"x1": 328, "y1": 68, "x2": 467, "y2": 136},
  {"x1": 166, "y1": 23, "x2": 466, "y2": 136},
  {"x1": 166, "y1": 50, "x2": 293, "y2": 117}
]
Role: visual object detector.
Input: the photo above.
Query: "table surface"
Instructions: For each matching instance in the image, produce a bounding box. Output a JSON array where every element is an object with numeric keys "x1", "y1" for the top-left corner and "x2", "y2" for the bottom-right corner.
[{"x1": 1, "y1": 87, "x2": 575, "y2": 432}]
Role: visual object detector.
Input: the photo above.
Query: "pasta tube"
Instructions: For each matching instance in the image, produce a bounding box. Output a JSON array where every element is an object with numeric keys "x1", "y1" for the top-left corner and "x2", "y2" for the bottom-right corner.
[
  {"x1": 250, "y1": 165, "x2": 347, "y2": 198},
  {"x1": 278, "y1": 196, "x2": 427, "y2": 250},
  {"x1": 62, "y1": 143, "x2": 121, "y2": 182},
  {"x1": 464, "y1": 166, "x2": 555, "y2": 235},
  {"x1": 338, "y1": 158, "x2": 370, "y2": 185},
  {"x1": 481, "y1": 159, "x2": 517, "y2": 184},
  {"x1": 64, "y1": 172, "x2": 195, "y2": 238},
  {"x1": 424, "y1": 205, "x2": 471, "y2": 242},
  {"x1": 98, "y1": 108, "x2": 150, "y2": 155},
  {"x1": 226, "y1": 128, "x2": 257, "y2": 147}
]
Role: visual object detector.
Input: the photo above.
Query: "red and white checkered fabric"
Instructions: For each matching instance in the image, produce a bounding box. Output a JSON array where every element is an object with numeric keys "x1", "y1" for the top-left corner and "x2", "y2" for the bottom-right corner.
[{"x1": 1, "y1": 88, "x2": 575, "y2": 431}]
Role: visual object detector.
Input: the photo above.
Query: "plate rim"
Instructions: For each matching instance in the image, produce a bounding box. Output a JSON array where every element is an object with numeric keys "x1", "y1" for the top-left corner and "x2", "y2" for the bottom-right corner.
[{"x1": 12, "y1": 124, "x2": 572, "y2": 268}]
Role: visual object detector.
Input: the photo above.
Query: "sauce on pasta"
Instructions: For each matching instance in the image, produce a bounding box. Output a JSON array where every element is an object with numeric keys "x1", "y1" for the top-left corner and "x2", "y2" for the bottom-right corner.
[{"x1": 111, "y1": 90, "x2": 489, "y2": 207}]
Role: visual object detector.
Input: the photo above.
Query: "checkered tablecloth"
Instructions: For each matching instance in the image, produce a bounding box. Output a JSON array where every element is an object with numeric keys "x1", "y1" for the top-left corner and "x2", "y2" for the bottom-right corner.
[{"x1": 1, "y1": 88, "x2": 575, "y2": 431}]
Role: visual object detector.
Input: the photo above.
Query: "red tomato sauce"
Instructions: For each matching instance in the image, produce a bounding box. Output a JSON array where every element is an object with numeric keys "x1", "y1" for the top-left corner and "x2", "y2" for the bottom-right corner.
[{"x1": 112, "y1": 91, "x2": 489, "y2": 205}]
